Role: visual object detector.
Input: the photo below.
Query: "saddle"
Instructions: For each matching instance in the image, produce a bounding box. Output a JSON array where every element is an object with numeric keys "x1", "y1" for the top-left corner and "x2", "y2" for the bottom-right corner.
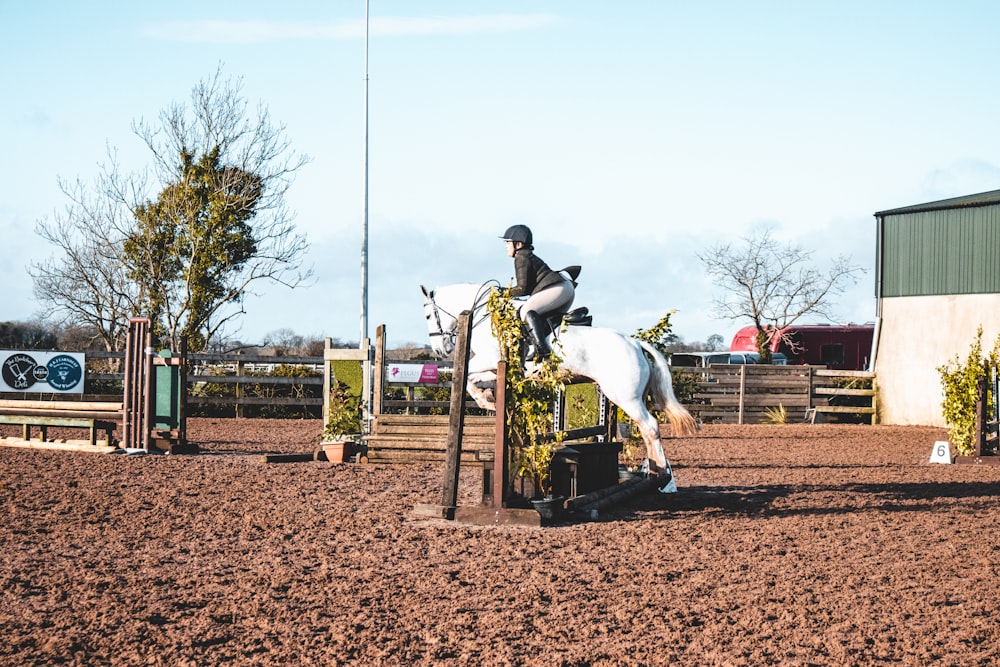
[{"x1": 542, "y1": 307, "x2": 593, "y2": 335}]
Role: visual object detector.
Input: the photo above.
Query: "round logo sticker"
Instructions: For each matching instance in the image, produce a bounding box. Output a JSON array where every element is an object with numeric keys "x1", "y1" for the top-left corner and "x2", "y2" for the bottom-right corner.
[
  {"x1": 46, "y1": 355, "x2": 82, "y2": 392},
  {"x1": 2, "y1": 353, "x2": 39, "y2": 390}
]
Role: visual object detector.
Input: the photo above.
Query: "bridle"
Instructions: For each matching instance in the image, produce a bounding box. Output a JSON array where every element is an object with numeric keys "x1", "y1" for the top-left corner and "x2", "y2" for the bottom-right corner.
[
  {"x1": 425, "y1": 293, "x2": 456, "y2": 356},
  {"x1": 424, "y1": 282, "x2": 498, "y2": 357}
]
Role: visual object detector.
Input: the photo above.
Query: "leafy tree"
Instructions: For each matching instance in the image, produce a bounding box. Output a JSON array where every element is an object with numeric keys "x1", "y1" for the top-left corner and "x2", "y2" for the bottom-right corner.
[
  {"x1": 633, "y1": 309, "x2": 680, "y2": 355},
  {"x1": 663, "y1": 333, "x2": 727, "y2": 353},
  {"x1": 698, "y1": 227, "x2": 864, "y2": 362},
  {"x1": 31, "y1": 66, "x2": 311, "y2": 352},
  {"x1": 706, "y1": 333, "x2": 726, "y2": 351}
]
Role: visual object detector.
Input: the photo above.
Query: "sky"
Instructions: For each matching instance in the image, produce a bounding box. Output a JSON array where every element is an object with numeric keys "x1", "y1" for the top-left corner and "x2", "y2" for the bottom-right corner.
[{"x1": 4, "y1": 1, "x2": 1000, "y2": 350}]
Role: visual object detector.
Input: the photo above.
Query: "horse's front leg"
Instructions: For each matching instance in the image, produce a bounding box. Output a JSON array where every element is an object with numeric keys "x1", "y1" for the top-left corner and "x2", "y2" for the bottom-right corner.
[{"x1": 466, "y1": 370, "x2": 497, "y2": 411}]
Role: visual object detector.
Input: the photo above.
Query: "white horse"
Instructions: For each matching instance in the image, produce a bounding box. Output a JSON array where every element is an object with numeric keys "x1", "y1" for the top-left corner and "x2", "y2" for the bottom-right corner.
[{"x1": 420, "y1": 282, "x2": 698, "y2": 475}]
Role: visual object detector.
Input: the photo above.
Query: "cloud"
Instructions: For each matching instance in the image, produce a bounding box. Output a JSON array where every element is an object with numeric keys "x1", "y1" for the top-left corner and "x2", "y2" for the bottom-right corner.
[
  {"x1": 920, "y1": 159, "x2": 1000, "y2": 201},
  {"x1": 142, "y1": 14, "x2": 560, "y2": 44},
  {"x1": 15, "y1": 107, "x2": 54, "y2": 129}
]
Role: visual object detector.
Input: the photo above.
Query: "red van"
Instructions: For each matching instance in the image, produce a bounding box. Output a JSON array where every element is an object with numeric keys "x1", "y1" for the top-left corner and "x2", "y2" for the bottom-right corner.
[{"x1": 729, "y1": 324, "x2": 874, "y2": 371}]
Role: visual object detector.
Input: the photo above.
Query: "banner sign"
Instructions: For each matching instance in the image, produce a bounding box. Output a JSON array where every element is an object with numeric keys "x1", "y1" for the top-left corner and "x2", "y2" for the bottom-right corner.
[
  {"x1": 386, "y1": 363, "x2": 439, "y2": 384},
  {"x1": 0, "y1": 351, "x2": 85, "y2": 394}
]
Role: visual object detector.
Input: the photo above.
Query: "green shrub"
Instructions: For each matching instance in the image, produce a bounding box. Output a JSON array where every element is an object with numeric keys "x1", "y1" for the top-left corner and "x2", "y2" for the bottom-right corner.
[
  {"x1": 565, "y1": 383, "x2": 598, "y2": 431},
  {"x1": 330, "y1": 360, "x2": 363, "y2": 396},
  {"x1": 323, "y1": 379, "x2": 362, "y2": 440},
  {"x1": 488, "y1": 287, "x2": 565, "y2": 499},
  {"x1": 937, "y1": 326, "x2": 1000, "y2": 456}
]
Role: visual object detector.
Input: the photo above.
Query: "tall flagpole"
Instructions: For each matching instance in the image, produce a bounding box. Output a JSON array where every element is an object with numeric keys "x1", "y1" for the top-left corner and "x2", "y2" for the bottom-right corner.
[
  {"x1": 360, "y1": 0, "x2": 372, "y2": 433},
  {"x1": 361, "y1": 0, "x2": 370, "y2": 344}
]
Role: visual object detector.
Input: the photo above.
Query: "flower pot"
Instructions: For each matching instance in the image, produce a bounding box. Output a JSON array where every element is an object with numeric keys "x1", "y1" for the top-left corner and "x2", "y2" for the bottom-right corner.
[
  {"x1": 530, "y1": 495, "x2": 565, "y2": 522},
  {"x1": 322, "y1": 441, "x2": 352, "y2": 463}
]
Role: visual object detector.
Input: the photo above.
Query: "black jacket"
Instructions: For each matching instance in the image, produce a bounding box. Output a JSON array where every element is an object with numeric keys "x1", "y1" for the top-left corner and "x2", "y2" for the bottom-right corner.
[{"x1": 508, "y1": 248, "x2": 564, "y2": 297}]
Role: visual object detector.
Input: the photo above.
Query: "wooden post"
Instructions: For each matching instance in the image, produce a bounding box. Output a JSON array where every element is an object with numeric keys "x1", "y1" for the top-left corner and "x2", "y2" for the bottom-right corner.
[
  {"x1": 493, "y1": 360, "x2": 509, "y2": 509},
  {"x1": 871, "y1": 375, "x2": 878, "y2": 425},
  {"x1": 975, "y1": 364, "x2": 987, "y2": 458},
  {"x1": 142, "y1": 329, "x2": 154, "y2": 451},
  {"x1": 807, "y1": 367, "x2": 814, "y2": 411},
  {"x1": 122, "y1": 317, "x2": 152, "y2": 450},
  {"x1": 440, "y1": 311, "x2": 473, "y2": 514},
  {"x1": 738, "y1": 365, "x2": 746, "y2": 425},
  {"x1": 178, "y1": 336, "x2": 188, "y2": 446},
  {"x1": 372, "y1": 327, "x2": 385, "y2": 418},
  {"x1": 361, "y1": 336, "x2": 372, "y2": 436},
  {"x1": 234, "y1": 351, "x2": 244, "y2": 419},
  {"x1": 322, "y1": 338, "x2": 333, "y2": 424}
]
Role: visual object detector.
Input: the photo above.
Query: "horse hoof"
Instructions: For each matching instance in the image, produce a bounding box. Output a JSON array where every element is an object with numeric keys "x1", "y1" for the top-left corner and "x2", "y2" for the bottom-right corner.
[{"x1": 658, "y1": 475, "x2": 677, "y2": 494}]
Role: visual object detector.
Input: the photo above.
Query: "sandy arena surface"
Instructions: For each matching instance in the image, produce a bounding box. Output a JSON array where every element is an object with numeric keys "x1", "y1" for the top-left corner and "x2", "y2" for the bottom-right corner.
[{"x1": 2, "y1": 418, "x2": 1000, "y2": 666}]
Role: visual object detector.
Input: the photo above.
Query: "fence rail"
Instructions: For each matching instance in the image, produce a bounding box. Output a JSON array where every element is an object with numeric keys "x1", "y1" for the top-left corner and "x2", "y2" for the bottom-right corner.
[
  {"x1": 11, "y1": 349, "x2": 878, "y2": 425},
  {"x1": 680, "y1": 365, "x2": 877, "y2": 425},
  {"x1": 63, "y1": 350, "x2": 330, "y2": 417}
]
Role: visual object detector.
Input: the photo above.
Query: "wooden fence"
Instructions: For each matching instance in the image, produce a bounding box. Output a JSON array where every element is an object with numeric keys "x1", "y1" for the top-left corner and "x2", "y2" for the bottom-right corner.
[
  {"x1": 8, "y1": 349, "x2": 877, "y2": 426},
  {"x1": 679, "y1": 365, "x2": 877, "y2": 425},
  {"x1": 69, "y1": 350, "x2": 326, "y2": 417}
]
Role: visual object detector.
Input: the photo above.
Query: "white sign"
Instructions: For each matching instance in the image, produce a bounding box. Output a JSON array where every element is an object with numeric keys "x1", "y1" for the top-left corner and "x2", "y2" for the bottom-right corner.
[
  {"x1": 386, "y1": 363, "x2": 439, "y2": 384},
  {"x1": 929, "y1": 441, "x2": 952, "y2": 464},
  {"x1": 0, "y1": 350, "x2": 86, "y2": 394}
]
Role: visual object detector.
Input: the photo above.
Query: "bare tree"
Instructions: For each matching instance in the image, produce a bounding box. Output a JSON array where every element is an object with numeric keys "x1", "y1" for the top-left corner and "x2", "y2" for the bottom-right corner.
[
  {"x1": 31, "y1": 65, "x2": 312, "y2": 352},
  {"x1": 31, "y1": 166, "x2": 145, "y2": 351},
  {"x1": 698, "y1": 227, "x2": 865, "y2": 362}
]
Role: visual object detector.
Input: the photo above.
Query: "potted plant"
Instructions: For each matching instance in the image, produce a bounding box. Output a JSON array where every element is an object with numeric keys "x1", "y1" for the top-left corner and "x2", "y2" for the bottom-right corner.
[
  {"x1": 321, "y1": 380, "x2": 362, "y2": 463},
  {"x1": 517, "y1": 440, "x2": 563, "y2": 517}
]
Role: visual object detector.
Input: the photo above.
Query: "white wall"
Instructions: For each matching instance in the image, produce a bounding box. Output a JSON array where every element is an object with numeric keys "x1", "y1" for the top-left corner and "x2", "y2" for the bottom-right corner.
[{"x1": 876, "y1": 294, "x2": 1000, "y2": 425}]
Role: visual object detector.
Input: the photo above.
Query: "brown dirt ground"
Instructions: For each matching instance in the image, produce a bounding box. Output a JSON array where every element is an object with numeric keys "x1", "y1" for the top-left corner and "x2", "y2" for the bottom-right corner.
[{"x1": 2, "y1": 418, "x2": 1000, "y2": 666}]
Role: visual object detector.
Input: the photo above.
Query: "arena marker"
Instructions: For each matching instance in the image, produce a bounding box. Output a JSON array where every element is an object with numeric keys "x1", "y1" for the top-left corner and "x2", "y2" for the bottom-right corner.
[{"x1": 929, "y1": 441, "x2": 952, "y2": 464}]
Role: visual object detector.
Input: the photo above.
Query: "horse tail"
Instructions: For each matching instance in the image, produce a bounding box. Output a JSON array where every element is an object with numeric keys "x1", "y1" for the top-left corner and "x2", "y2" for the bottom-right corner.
[{"x1": 636, "y1": 340, "x2": 699, "y2": 437}]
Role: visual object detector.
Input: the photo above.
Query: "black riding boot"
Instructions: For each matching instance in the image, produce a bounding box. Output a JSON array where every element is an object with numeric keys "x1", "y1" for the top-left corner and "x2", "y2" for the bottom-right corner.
[{"x1": 524, "y1": 311, "x2": 551, "y2": 362}]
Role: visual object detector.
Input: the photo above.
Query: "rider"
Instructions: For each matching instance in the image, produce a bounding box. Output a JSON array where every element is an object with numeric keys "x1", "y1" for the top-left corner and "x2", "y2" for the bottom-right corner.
[{"x1": 500, "y1": 224, "x2": 575, "y2": 361}]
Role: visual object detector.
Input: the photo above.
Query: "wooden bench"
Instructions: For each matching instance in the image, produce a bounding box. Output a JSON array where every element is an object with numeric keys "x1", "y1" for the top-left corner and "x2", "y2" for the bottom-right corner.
[{"x1": 0, "y1": 400, "x2": 123, "y2": 448}]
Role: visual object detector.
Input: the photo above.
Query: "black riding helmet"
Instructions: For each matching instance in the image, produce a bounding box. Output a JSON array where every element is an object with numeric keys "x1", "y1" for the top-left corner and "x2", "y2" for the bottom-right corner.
[{"x1": 500, "y1": 224, "x2": 533, "y2": 246}]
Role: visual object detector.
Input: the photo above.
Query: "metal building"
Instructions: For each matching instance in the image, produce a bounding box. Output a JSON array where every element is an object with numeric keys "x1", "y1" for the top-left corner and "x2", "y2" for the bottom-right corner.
[{"x1": 874, "y1": 188, "x2": 1000, "y2": 425}]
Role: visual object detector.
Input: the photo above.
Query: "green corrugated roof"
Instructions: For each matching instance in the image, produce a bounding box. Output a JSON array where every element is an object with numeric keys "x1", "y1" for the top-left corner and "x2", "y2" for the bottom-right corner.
[{"x1": 875, "y1": 188, "x2": 1000, "y2": 216}]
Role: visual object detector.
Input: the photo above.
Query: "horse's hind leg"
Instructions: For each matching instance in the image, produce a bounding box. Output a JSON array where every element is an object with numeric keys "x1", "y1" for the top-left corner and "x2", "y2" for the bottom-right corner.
[
  {"x1": 619, "y1": 399, "x2": 668, "y2": 473},
  {"x1": 634, "y1": 416, "x2": 677, "y2": 492}
]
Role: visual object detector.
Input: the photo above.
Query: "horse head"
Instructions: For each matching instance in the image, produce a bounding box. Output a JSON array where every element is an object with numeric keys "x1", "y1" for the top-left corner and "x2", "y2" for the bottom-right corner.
[
  {"x1": 421, "y1": 285, "x2": 457, "y2": 358},
  {"x1": 420, "y1": 282, "x2": 498, "y2": 359}
]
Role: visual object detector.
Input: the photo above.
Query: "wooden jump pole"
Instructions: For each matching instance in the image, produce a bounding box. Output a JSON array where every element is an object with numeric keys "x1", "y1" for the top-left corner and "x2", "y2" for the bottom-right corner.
[
  {"x1": 440, "y1": 311, "x2": 474, "y2": 515},
  {"x1": 413, "y1": 311, "x2": 475, "y2": 520},
  {"x1": 122, "y1": 317, "x2": 149, "y2": 450},
  {"x1": 493, "y1": 360, "x2": 509, "y2": 509}
]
